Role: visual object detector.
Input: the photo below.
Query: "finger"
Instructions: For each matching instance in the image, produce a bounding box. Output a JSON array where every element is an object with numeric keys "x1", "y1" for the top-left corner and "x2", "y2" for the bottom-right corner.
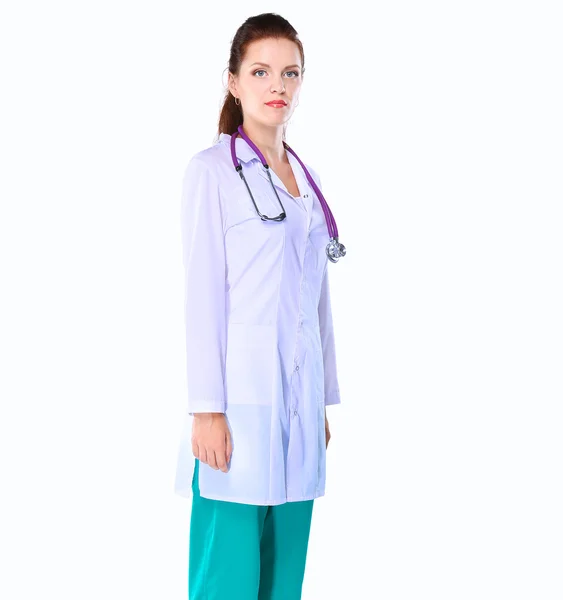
[
  {"x1": 215, "y1": 435, "x2": 227, "y2": 472},
  {"x1": 199, "y1": 447, "x2": 208, "y2": 465},
  {"x1": 216, "y1": 449, "x2": 227, "y2": 473},
  {"x1": 216, "y1": 434, "x2": 229, "y2": 472},
  {"x1": 207, "y1": 449, "x2": 219, "y2": 470},
  {"x1": 225, "y1": 430, "x2": 233, "y2": 466}
]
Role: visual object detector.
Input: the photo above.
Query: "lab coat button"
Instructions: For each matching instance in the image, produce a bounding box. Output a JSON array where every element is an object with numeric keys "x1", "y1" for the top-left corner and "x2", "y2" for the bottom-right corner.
[
  {"x1": 295, "y1": 365, "x2": 299, "y2": 371},
  {"x1": 294, "y1": 410, "x2": 298, "y2": 416}
]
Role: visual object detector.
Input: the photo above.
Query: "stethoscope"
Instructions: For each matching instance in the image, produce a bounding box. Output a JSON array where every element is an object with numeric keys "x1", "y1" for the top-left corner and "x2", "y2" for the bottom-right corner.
[{"x1": 230, "y1": 125, "x2": 346, "y2": 263}]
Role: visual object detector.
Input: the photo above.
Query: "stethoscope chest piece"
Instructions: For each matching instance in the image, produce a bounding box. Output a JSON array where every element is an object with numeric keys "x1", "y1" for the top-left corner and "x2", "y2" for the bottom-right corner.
[{"x1": 326, "y1": 237, "x2": 347, "y2": 263}]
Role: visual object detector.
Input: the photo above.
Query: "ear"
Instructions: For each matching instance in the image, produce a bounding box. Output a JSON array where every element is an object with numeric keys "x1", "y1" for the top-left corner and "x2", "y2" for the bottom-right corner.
[{"x1": 227, "y1": 72, "x2": 238, "y2": 98}]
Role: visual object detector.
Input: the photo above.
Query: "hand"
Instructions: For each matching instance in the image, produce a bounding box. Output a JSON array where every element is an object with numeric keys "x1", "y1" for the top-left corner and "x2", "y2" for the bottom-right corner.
[
  {"x1": 191, "y1": 412, "x2": 232, "y2": 472},
  {"x1": 325, "y1": 411, "x2": 331, "y2": 449}
]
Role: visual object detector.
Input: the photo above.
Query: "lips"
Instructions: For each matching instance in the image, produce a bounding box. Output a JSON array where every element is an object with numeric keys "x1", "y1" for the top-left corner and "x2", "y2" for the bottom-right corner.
[{"x1": 266, "y1": 101, "x2": 287, "y2": 106}]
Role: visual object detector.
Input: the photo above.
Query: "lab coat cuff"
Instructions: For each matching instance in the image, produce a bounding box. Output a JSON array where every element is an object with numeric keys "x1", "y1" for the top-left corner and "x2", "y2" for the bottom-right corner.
[
  {"x1": 324, "y1": 390, "x2": 341, "y2": 406},
  {"x1": 188, "y1": 398, "x2": 226, "y2": 415}
]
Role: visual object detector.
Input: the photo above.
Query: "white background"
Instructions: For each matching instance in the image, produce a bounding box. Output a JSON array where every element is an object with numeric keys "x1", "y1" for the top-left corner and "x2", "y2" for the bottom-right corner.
[{"x1": 1, "y1": 1, "x2": 562, "y2": 598}]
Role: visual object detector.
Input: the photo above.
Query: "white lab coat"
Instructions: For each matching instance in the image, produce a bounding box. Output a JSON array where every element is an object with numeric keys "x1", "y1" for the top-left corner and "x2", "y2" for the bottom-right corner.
[{"x1": 174, "y1": 133, "x2": 341, "y2": 505}]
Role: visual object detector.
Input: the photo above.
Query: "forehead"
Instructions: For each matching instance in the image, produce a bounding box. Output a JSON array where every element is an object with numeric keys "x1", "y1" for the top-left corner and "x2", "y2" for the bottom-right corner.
[{"x1": 242, "y1": 37, "x2": 302, "y2": 67}]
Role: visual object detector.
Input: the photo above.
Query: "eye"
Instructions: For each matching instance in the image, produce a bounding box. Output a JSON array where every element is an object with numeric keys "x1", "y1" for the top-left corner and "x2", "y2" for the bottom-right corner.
[{"x1": 252, "y1": 69, "x2": 301, "y2": 78}]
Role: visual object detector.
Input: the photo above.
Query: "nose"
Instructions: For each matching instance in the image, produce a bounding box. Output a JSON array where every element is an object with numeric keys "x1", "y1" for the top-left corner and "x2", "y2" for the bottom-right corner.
[{"x1": 270, "y1": 76, "x2": 286, "y2": 94}]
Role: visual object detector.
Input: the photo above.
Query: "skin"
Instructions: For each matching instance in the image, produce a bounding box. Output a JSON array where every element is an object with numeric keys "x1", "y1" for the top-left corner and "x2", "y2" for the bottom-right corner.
[{"x1": 192, "y1": 37, "x2": 331, "y2": 473}]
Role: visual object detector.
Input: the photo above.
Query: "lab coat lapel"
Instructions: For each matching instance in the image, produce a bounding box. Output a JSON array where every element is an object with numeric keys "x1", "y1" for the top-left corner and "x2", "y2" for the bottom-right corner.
[
  {"x1": 255, "y1": 152, "x2": 309, "y2": 215},
  {"x1": 226, "y1": 132, "x2": 310, "y2": 218}
]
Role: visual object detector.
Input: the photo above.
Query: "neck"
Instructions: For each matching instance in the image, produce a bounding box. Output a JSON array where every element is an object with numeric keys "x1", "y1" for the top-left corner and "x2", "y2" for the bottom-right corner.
[{"x1": 239, "y1": 120, "x2": 287, "y2": 165}]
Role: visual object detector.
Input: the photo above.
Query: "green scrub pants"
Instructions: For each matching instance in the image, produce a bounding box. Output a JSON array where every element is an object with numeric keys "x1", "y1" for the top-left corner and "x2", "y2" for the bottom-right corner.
[{"x1": 189, "y1": 458, "x2": 315, "y2": 599}]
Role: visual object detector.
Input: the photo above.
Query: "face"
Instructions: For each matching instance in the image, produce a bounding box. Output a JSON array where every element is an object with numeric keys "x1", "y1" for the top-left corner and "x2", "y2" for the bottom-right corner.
[{"x1": 229, "y1": 37, "x2": 303, "y2": 128}]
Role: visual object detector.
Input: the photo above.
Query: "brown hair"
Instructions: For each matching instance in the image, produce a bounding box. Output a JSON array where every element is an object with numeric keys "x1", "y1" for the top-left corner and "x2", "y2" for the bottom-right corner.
[{"x1": 216, "y1": 13, "x2": 305, "y2": 141}]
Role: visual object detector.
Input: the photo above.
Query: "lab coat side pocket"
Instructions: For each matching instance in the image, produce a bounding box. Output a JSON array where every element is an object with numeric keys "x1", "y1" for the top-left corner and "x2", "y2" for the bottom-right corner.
[{"x1": 225, "y1": 323, "x2": 276, "y2": 407}]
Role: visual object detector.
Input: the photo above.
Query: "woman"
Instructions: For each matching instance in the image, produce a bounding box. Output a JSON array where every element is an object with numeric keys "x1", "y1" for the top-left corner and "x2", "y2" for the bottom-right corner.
[{"x1": 174, "y1": 12, "x2": 343, "y2": 600}]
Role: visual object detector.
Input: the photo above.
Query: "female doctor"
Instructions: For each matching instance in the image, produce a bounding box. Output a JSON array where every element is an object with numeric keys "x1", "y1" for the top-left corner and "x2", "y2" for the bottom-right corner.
[{"x1": 174, "y1": 12, "x2": 343, "y2": 600}]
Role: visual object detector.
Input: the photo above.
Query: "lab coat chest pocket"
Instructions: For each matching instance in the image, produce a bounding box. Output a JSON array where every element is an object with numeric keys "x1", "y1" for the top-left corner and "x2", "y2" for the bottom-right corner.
[
  {"x1": 225, "y1": 323, "x2": 276, "y2": 406},
  {"x1": 226, "y1": 187, "x2": 283, "y2": 231},
  {"x1": 225, "y1": 188, "x2": 260, "y2": 230}
]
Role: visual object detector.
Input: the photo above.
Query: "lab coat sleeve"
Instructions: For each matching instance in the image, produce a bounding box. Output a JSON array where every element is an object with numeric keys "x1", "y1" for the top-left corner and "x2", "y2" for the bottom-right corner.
[
  {"x1": 318, "y1": 266, "x2": 341, "y2": 406},
  {"x1": 309, "y1": 165, "x2": 341, "y2": 407},
  {"x1": 180, "y1": 155, "x2": 227, "y2": 415}
]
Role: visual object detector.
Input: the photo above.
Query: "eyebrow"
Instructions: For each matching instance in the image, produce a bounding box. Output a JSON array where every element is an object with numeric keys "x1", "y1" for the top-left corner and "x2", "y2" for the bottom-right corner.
[{"x1": 249, "y1": 62, "x2": 301, "y2": 70}]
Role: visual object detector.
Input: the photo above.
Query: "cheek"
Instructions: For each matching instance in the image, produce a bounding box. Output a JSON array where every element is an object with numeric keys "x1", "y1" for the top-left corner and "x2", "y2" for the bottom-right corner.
[
  {"x1": 247, "y1": 77, "x2": 269, "y2": 91},
  {"x1": 289, "y1": 77, "x2": 302, "y2": 90}
]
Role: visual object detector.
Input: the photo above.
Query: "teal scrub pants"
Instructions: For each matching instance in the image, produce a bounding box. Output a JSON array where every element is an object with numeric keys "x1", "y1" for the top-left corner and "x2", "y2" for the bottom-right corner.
[{"x1": 189, "y1": 458, "x2": 315, "y2": 599}]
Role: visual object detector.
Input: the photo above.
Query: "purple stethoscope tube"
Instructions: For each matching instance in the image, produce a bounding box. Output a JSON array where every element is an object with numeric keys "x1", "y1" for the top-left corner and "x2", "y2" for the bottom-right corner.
[{"x1": 230, "y1": 124, "x2": 346, "y2": 263}]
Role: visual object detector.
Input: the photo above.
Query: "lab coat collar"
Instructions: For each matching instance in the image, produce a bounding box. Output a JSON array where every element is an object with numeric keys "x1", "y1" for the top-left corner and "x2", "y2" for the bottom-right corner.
[{"x1": 218, "y1": 132, "x2": 259, "y2": 165}]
